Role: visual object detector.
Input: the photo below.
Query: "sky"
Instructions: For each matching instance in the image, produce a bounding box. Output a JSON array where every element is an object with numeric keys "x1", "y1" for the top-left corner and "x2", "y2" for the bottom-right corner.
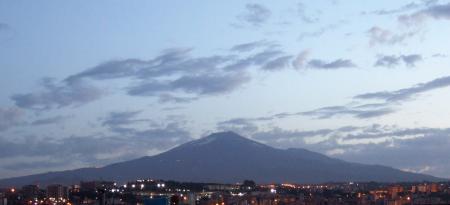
[{"x1": 1, "y1": 0, "x2": 450, "y2": 179}]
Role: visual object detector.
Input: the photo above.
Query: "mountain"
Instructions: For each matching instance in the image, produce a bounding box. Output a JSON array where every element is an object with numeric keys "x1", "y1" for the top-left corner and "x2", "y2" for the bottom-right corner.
[{"x1": 0, "y1": 131, "x2": 444, "y2": 187}]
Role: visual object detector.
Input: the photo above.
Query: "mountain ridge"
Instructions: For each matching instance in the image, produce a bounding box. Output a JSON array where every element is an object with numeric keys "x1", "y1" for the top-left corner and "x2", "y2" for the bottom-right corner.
[{"x1": 0, "y1": 131, "x2": 445, "y2": 187}]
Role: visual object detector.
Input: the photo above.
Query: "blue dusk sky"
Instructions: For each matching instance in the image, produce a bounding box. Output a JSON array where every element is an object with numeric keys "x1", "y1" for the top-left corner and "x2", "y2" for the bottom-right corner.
[{"x1": 1, "y1": 0, "x2": 450, "y2": 179}]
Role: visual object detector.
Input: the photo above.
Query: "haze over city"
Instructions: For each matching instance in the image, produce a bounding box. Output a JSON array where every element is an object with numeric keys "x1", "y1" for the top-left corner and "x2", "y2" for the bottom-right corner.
[{"x1": 1, "y1": 0, "x2": 450, "y2": 182}]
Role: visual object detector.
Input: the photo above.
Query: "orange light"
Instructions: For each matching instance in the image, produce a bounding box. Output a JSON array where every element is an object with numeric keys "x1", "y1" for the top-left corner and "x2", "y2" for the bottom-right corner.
[{"x1": 10, "y1": 188, "x2": 15, "y2": 193}]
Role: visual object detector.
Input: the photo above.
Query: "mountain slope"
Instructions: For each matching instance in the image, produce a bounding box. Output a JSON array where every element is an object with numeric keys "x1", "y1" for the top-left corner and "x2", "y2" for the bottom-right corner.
[{"x1": 0, "y1": 132, "x2": 444, "y2": 187}]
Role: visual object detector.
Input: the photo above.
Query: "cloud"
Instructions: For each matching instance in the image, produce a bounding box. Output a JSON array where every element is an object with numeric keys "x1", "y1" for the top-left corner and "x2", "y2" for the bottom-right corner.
[
  {"x1": 100, "y1": 110, "x2": 158, "y2": 135},
  {"x1": 300, "y1": 105, "x2": 395, "y2": 119},
  {"x1": 68, "y1": 48, "x2": 245, "y2": 84},
  {"x1": 355, "y1": 75, "x2": 450, "y2": 102},
  {"x1": 11, "y1": 48, "x2": 241, "y2": 107},
  {"x1": 170, "y1": 73, "x2": 250, "y2": 95},
  {"x1": 158, "y1": 94, "x2": 198, "y2": 104},
  {"x1": 0, "y1": 22, "x2": 14, "y2": 42},
  {"x1": 230, "y1": 40, "x2": 278, "y2": 53},
  {"x1": 223, "y1": 75, "x2": 450, "y2": 123},
  {"x1": 0, "y1": 120, "x2": 193, "y2": 176},
  {"x1": 424, "y1": 2, "x2": 450, "y2": 19},
  {"x1": 369, "y1": 3, "x2": 420, "y2": 15},
  {"x1": 215, "y1": 75, "x2": 450, "y2": 122},
  {"x1": 66, "y1": 44, "x2": 301, "y2": 103},
  {"x1": 375, "y1": 55, "x2": 401, "y2": 67},
  {"x1": 20, "y1": 42, "x2": 316, "y2": 108},
  {"x1": 375, "y1": 54, "x2": 423, "y2": 67},
  {"x1": 367, "y1": 26, "x2": 418, "y2": 46},
  {"x1": 402, "y1": 166, "x2": 435, "y2": 174},
  {"x1": 237, "y1": 3, "x2": 272, "y2": 27},
  {"x1": 0, "y1": 23, "x2": 10, "y2": 31},
  {"x1": 238, "y1": 49, "x2": 286, "y2": 68},
  {"x1": 251, "y1": 127, "x2": 333, "y2": 143},
  {"x1": 335, "y1": 127, "x2": 450, "y2": 178},
  {"x1": 263, "y1": 75, "x2": 450, "y2": 120},
  {"x1": 246, "y1": 124, "x2": 450, "y2": 178},
  {"x1": 31, "y1": 115, "x2": 71, "y2": 126},
  {"x1": 226, "y1": 121, "x2": 437, "y2": 154},
  {"x1": 128, "y1": 73, "x2": 250, "y2": 96},
  {"x1": 161, "y1": 106, "x2": 184, "y2": 111},
  {"x1": 292, "y1": 50, "x2": 310, "y2": 69},
  {"x1": 0, "y1": 107, "x2": 23, "y2": 132},
  {"x1": 296, "y1": 3, "x2": 319, "y2": 23},
  {"x1": 99, "y1": 112, "x2": 194, "y2": 153},
  {"x1": 432, "y1": 53, "x2": 448, "y2": 58},
  {"x1": 307, "y1": 59, "x2": 356, "y2": 69},
  {"x1": 367, "y1": 0, "x2": 438, "y2": 15},
  {"x1": 66, "y1": 59, "x2": 149, "y2": 81},
  {"x1": 402, "y1": 54, "x2": 424, "y2": 66},
  {"x1": 261, "y1": 55, "x2": 293, "y2": 71},
  {"x1": 216, "y1": 103, "x2": 394, "y2": 134},
  {"x1": 66, "y1": 48, "x2": 230, "y2": 82},
  {"x1": 217, "y1": 118, "x2": 259, "y2": 135},
  {"x1": 11, "y1": 78, "x2": 104, "y2": 110},
  {"x1": 101, "y1": 110, "x2": 147, "y2": 128},
  {"x1": 398, "y1": 2, "x2": 450, "y2": 25},
  {"x1": 298, "y1": 22, "x2": 343, "y2": 41},
  {"x1": 246, "y1": 124, "x2": 383, "y2": 149}
]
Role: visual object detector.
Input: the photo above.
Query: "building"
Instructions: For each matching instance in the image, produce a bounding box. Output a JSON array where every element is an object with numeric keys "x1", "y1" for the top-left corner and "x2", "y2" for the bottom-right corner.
[
  {"x1": 0, "y1": 192, "x2": 6, "y2": 205},
  {"x1": 22, "y1": 184, "x2": 40, "y2": 200},
  {"x1": 47, "y1": 184, "x2": 68, "y2": 200},
  {"x1": 80, "y1": 180, "x2": 115, "y2": 191},
  {"x1": 388, "y1": 185, "x2": 403, "y2": 198},
  {"x1": 205, "y1": 184, "x2": 239, "y2": 191},
  {"x1": 430, "y1": 183, "x2": 439, "y2": 193},
  {"x1": 417, "y1": 184, "x2": 428, "y2": 193},
  {"x1": 411, "y1": 186, "x2": 417, "y2": 193}
]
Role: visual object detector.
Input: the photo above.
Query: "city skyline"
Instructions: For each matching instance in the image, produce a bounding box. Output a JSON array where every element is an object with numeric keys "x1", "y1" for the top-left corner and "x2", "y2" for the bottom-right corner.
[
  {"x1": 3, "y1": 178, "x2": 450, "y2": 205},
  {"x1": 1, "y1": 0, "x2": 450, "y2": 179}
]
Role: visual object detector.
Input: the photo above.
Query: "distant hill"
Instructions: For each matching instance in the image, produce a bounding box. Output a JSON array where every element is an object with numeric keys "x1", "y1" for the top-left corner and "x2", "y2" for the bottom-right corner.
[{"x1": 0, "y1": 131, "x2": 444, "y2": 187}]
